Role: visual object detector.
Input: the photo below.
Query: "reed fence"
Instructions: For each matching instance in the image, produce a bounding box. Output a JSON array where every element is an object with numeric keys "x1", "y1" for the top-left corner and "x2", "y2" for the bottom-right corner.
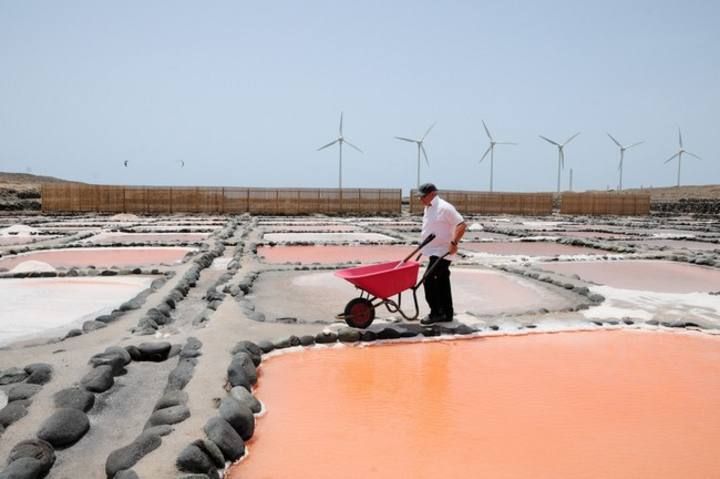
[
  {"x1": 41, "y1": 184, "x2": 402, "y2": 215},
  {"x1": 409, "y1": 190, "x2": 554, "y2": 215},
  {"x1": 560, "y1": 192, "x2": 651, "y2": 215}
]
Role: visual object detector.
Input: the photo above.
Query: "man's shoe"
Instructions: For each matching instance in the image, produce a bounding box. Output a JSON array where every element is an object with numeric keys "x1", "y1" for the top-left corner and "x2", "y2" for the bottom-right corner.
[{"x1": 421, "y1": 314, "x2": 448, "y2": 325}]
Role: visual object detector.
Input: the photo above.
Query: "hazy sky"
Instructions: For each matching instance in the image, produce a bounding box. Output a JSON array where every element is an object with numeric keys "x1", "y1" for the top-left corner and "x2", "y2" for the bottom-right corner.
[{"x1": 1, "y1": 1, "x2": 718, "y2": 193}]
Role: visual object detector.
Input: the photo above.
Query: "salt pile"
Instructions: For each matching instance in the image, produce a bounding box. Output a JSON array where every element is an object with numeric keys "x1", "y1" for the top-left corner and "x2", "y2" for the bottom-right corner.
[{"x1": 10, "y1": 260, "x2": 57, "y2": 274}]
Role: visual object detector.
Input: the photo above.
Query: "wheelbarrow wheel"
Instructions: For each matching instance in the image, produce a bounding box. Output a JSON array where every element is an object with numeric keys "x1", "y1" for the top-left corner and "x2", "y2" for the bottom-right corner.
[{"x1": 343, "y1": 297, "x2": 375, "y2": 329}]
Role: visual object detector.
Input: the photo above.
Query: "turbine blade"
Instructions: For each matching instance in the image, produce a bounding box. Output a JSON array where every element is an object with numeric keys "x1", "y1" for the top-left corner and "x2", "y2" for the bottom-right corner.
[
  {"x1": 422, "y1": 122, "x2": 436, "y2": 141},
  {"x1": 421, "y1": 144, "x2": 430, "y2": 166},
  {"x1": 678, "y1": 128, "x2": 683, "y2": 148},
  {"x1": 539, "y1": 135, "x2": 559, "y2": 146},
  {"x1": 394, "y1": 136, "x2": 416, "y2": 143},
  {"x1": 606, "y1": 132, "x2": 622, "y2": 147},
  {"x1": 626, "y1": 141, "x2": 644, "y2": 150},
  {"x1": 317, "y1": 139, "x2": 339, "y2": 151},
  {"x1": 664, "y1": 152, "x2": 680, "y2": 164},
  {"x1": 345, "y1": 140, "x2": 363, "y2": 153},
  {"x1": 339, "y1": 112, "x2": 343, "y2": 136},
  {"x1": 560, "y1": 149, "x2": 565, "y2": 168},
  {"x1": 564, "y1": 132, "x2": 581, "y2": 146},
  {"x1": 685, "y1": 151, "x2": 703, "y2": 160},
  {"x1": 479, "y1": 146, "x2": 492, "y2": 162},
  {"x1": 482, "y1": 120, "x2": 492, "y2": 140}
]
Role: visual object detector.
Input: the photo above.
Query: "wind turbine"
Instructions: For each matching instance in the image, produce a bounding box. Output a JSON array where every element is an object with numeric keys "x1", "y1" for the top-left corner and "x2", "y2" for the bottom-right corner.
[
  {"x1": 664, "y1": 128, "x2": 702, "y2": 187},
  {"x1": 479, "y1": 120, "x2": 517, "y2": 192},
  {"x1": 123, "y1": 160, "x2": 129, "y2": 167},
  {"x1": 539, "y1": 132, "x2": 580, "y2": 194},
  {"x1": 317, "y1": 112, "x2": 362, "y2": 189},
  {"x1": 395, "y1": 122, "x2": 435, "y2": 189},
  {"x1": 607, "y1": 133, "x2": 643, "y2": 191}
]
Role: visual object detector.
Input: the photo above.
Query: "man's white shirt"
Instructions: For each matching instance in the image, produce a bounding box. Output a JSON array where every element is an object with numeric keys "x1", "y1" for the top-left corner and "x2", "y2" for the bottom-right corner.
[{"x1": 421, "y1": 196, "x2": 464, "y2": 260}]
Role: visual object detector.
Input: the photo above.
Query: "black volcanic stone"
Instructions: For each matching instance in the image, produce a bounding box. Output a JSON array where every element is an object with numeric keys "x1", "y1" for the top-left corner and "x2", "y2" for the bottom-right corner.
[
  {"x1": 7, "y1": 438, "x2": 55, "y2": 475},
  {"x1": 154, "y1": 390, "x2": 188, "y2": 411},
  {"x1": 166, "y1": 358, "x2": 197, "y2": 392},
  {"x1": 176, "y1": 444, "x2": 214, "y2": 475},
  {"x1": 54, "y1": 387, "x2": 95, "y2": 412},
  {"x1": 37, "y1": 408, "x2": 90, "y2": 448},
  {"x1": 145, "y1": 405, "x2": 191, "y2": 428},
  {"x1": 105, "y1": 431, "x2": 161, "y2": 478},
  {"x1": 359, "y1": 330, "x2": 377, "y2": 342},
  {"x1": 230, "y1": 341, "x2": 262, "y2": 366},
  {"x1": 180, "y1": 337, "x2": 203, "y2": 359},
  {"x1": 256, "y1": 340, "x2": 274, "y2": 353},
  {"x1": 299, "y1": 335, "x2": 315, "y2": 346},
  {"x1": 0, "y1": 402, "x2": 28, "y2": 428},
  {"x1": 228, "y1": 352, "x2": 257, "y2": 385},
  {"x1": 218, "y1": 396, "x2": 254, "y2": 440},
  {"x1": 377, "y1": 328, "x2": 401, "y2": 340},
  {"x1": 137, "y1": 342, "x2": 172, "y2": 362},
  {"x1": 193, "y1": 438, "x2": 225, "y2": 469},
  {"x1": 0, "y1": 368, "x2": 28, "y2": 385},
  {"x1": 24, "y1": 363, "x2": 53, "y2": 385},
  {"x1": 203, "y1": 417, "x2": 244, "y2": 462},
  {"x1": 315, "y1": 331, "x2": 337, "y2": 344},
  {"x1": 337, "y1": 328, "x2": 361, "y2": 342},
  {"x1": 81, "y1": 365, "x2": 114, "y2": 393},
  {"x1": 88, "y1": 353, "x2": 127, "y2": 376},
  {"x1": 7, "y1": 384, "x2": 42, "y2": 402},
  {"x1": 104, "y1": 346, "x2": 132, "y2": 365},
  {"x1": 0, "y1": 456, "x2": 46, "y2": 478}
]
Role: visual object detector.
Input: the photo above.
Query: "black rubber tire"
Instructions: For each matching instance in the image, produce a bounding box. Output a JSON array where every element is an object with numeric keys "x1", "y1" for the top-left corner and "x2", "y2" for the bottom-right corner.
[{"x1": 343, "y1": 297, "x2": 375, "y2": 329}]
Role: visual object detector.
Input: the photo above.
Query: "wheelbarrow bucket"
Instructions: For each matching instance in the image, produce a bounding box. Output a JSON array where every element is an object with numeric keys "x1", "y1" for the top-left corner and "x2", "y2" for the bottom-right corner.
[{"x1": 334, "y1": 260, "x2": 420, "y2": 300}]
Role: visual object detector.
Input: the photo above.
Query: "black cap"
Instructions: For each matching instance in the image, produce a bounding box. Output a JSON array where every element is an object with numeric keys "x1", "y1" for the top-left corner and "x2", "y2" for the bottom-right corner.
[{"x1": 418, "y1": 183, "x2": 437, "y2": 195}]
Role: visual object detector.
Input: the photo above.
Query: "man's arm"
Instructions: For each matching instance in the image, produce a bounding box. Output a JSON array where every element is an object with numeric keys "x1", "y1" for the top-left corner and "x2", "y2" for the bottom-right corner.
[{"x1": 448, "y1": 222, "x2": 466, "y2": 255}]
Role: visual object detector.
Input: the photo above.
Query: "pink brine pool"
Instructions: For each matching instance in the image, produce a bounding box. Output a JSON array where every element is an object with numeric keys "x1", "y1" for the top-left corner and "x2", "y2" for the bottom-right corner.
[
  {"x1": 229, "y1": 330, "x2": 720, "y2": 479},
  {"x1": 540, "y1": 260, "x2": 720, "y2": 293},
  {"x1": 86, "y1": 233, "x2": 210, "y2": 244},
  {"x1": 0, "y1": 247, "x2": 194, "y2": 269},
  {"x1": 257, "y1": 245, "x2": 417, "y2": 264},
  {"x1": 462, "y1": 241, "x2": 607, "y2": 256}
]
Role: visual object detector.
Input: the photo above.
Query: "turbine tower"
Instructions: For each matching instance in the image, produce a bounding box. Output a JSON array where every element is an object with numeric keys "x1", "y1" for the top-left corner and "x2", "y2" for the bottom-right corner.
[
  {"x1": 607, "y1": 133, "x2": 643, "y2": 191},
  {"x1": 479, "y1": 120, "x2": 517, "y2": 192},
  {"x1": 664, "y1": 128, "x2": 702, "y2": 187},
  {"x1": 539, "y1": 132, "x2": 580, "y2": 194},
  {"x1": 317, "y1": 112, "x2": 362, "y2": 189},
  {"x1": 395, "y1": 122, "x2": 436, "y2": 189}
]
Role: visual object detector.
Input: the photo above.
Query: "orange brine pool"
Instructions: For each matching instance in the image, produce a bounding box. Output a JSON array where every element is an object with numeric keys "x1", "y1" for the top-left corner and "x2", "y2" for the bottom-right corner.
[{"x1": 229, "y1": 330, "x2": 720, "y2": 479}]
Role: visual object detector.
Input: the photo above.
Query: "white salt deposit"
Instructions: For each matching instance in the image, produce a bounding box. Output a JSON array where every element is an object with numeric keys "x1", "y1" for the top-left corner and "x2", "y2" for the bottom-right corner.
[
  {"x1": 468, "y1": 223, "x2": 484, "y2": 231},
  {"x1": 0, "y1": 276, "x2": 155, "y2": 346},
  {"x1": 110, "y1": 213, "x2": 140, "y2": 221},
  {"x1": 0, "y1": 390, "x2": 7, "y2": 409},
  {"x1": 263, "y1": 232, "x2": 395, "y2": 243},
  {"x1": 0, "y1": 224, "x2": 39, "y2": 236},
  {"x1": 582, "y1": 285, "x2": 720, "y2": 325},
  {"x1": 9, "y1": 260, "x2": 57, "y2": 274}
]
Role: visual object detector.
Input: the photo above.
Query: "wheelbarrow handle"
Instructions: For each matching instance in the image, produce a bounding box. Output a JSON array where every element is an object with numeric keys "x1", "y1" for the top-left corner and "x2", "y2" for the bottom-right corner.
[
  {"x1": 401, "y1": 233, "x2": 436, "y2": 264},
  {"x1": 418, "y1": 251, "x2": 451, "y2": 284}
]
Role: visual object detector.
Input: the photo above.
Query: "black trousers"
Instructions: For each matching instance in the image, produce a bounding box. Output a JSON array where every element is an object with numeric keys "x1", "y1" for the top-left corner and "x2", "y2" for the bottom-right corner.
[{"x1": 423, "y1": 256, "x2": 454, "y2": 318}]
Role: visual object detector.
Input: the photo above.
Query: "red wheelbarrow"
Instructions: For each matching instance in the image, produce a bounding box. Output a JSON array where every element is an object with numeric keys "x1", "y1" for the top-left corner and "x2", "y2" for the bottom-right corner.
[{"x1": 335, "y1": 234, "x2": 448, "y2": 328}]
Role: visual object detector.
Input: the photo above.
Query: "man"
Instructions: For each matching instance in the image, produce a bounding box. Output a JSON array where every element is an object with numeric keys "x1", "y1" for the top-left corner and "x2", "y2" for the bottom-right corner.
[{"x1": 418, "y1": 183, "x2": 466, "y2": 324}]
